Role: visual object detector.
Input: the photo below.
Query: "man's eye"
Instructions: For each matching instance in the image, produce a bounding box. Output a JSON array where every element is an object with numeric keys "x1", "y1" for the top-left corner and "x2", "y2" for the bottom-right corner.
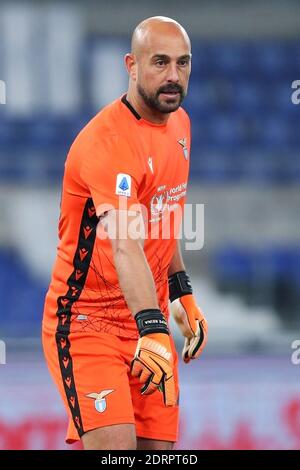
[
  {"x1": 156, "y1": 60, "x2": 165, "y2": 66},
  {"x1": 178, "y1": 60, "x2": 188, "y2": 66}
]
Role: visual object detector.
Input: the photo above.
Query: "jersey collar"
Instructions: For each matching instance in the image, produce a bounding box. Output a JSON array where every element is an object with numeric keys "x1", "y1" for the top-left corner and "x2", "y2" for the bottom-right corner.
[{"x1": 121, "y1": 94, "x2": 141, "y2": 120}]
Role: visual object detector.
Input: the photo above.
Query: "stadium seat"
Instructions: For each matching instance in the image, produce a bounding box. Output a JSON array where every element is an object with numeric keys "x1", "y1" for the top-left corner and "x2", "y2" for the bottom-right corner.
[{"x1": 0, "y1": 249, "x2": 45, "y2": 335}]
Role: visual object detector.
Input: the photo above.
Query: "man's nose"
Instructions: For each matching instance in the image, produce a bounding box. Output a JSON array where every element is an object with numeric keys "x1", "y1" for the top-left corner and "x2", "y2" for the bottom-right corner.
[{"x1": 166, "y1": 63, "x2": 179, "y2": 82}]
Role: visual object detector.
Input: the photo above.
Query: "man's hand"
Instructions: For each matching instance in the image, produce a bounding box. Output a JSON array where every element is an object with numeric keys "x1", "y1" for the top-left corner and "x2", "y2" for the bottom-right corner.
[
  {"x1": 169, "y1": 271, "x2": 208, "y2": 363},
  {"x1": 171, "y1": 294, "x2": 208, "y2": 363},
  {"x1": 131, "y1": 309, "x2": 177, "y2": 406}
]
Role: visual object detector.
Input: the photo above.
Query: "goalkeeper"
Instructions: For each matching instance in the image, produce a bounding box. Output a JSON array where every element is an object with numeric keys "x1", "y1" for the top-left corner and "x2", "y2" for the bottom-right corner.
[{"x1": 42, "y1": 16, "x2": 208, "y2": 451}]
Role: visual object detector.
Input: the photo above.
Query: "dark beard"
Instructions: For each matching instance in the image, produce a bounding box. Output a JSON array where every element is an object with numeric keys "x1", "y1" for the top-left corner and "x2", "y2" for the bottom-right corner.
[{"x1": 137, "y1": 83, "x2": 185, "y2": 114}]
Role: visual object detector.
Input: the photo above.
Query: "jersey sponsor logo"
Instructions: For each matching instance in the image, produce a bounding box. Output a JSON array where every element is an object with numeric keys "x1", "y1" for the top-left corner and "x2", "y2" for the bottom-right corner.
[
  {"x1": 116, "y1": 173, "x2": 132, "y2": 197},
  {"x1": 148, "y1": 156, "x2": 154, "y2": 173},
  {"x1": 151, "y1": 191, "x2": 168, "y2": 216},
  {"x1": 150, "y1": 183, "x2": 187, "y2": 222},
  {"x1": 178, "y1": 137, "x2": 189, "y2": 160},
  {"x1": 86, "y1": 389, "x2": 114, "y2": 413}
]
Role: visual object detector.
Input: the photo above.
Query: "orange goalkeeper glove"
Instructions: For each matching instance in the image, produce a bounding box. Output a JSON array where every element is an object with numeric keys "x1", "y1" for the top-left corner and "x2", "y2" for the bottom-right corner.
[
  {"x1": 169, "y1": 271, "x2": 208, "y2": 363},
  {"x1": 131, "y1": 309, "x2": 176, "y2": 406}
]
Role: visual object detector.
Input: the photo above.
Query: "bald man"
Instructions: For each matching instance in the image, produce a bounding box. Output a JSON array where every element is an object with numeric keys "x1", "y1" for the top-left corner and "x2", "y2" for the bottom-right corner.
[{"x1": 42, "y1": 16, "x2": 208, "y2": 450}]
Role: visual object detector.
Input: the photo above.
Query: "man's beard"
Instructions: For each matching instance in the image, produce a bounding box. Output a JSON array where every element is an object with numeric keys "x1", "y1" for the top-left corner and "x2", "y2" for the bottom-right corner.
[{"x1": 137, "y1": 83, "x2": 185, "y2": 114}]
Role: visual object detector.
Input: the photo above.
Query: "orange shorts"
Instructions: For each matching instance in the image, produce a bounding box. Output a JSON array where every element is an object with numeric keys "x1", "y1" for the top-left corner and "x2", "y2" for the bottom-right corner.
[{"x1": 42, "y1": 328, "x2": 179, "y2": 444}]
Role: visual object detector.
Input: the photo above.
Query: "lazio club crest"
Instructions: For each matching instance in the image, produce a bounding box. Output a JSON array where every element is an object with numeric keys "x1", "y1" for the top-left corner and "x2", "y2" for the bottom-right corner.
[{"x1": 86, "y1": 389, "x2": 114, "y2": 413}]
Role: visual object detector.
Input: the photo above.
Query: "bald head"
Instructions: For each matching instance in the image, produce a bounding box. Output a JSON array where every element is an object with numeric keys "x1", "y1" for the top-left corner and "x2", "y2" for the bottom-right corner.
[
  {"x1": 125, "y1": 16, "x2": 191, "y2": 121},
  {"x1": 131, "y1": 16, "x2": 191, "y2": 58}
]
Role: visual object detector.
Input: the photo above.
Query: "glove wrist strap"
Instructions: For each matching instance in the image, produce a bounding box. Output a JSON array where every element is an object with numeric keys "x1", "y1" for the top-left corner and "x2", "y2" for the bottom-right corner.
[
  {"x1": 168, "y1": 271, "x2": 193, "y2": 302},
  {"x1": 135, "y1": 309, "x2": 169, "y2": 337}
]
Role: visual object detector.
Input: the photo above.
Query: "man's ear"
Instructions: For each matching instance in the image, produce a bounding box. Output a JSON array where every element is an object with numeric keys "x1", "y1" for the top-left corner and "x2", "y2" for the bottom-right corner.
[{"x1": 124, "y1": 53, "x2": 137, "y2": 81}]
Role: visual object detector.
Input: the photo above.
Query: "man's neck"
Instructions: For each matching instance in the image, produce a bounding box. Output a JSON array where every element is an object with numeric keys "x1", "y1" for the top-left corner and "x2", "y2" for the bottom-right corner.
[{"x1": 126, "y1": 91, "x2": 170, "y2": 125}]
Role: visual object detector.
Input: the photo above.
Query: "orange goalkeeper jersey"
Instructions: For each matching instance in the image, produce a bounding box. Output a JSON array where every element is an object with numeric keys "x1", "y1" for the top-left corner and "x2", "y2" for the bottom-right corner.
[{"x1": 43, "y1": 95, "x2": 191, "y2": 338}]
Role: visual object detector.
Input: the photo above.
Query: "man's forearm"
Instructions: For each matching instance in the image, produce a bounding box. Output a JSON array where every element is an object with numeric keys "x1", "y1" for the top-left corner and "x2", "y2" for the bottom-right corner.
[
  {"x1": 168, "y1": 240, "x2": 186, "y2": 276},
  {"x1": 113, "y1": 239, "x2": 159, "y2": 316}
]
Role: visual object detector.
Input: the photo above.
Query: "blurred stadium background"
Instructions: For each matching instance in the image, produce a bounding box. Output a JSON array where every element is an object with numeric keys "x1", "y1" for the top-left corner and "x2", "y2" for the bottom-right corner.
[{"x1": 1, "y1": 0, "x2": 300, "y2": 450}]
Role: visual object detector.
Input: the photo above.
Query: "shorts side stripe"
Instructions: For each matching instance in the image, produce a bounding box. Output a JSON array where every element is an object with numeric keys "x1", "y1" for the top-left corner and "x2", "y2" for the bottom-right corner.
[{"x1": 55, "y1": 198, "x2": 98, "y2": 438}]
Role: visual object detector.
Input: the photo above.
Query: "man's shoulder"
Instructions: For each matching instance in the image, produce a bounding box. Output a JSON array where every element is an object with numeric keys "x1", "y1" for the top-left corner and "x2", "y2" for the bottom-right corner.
[
  {"x1": 176, "y1": 106, "x2": 190, "y2": 125},
  {"x1": 167, "y1": 106, "x2": 190, "y2": 133},
  {"x1": 83, "y1": 98, "x2": 124, "y2": 136},
  {"x1": 71, "y1": 98, "x2": 128, "y2": 150}
]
